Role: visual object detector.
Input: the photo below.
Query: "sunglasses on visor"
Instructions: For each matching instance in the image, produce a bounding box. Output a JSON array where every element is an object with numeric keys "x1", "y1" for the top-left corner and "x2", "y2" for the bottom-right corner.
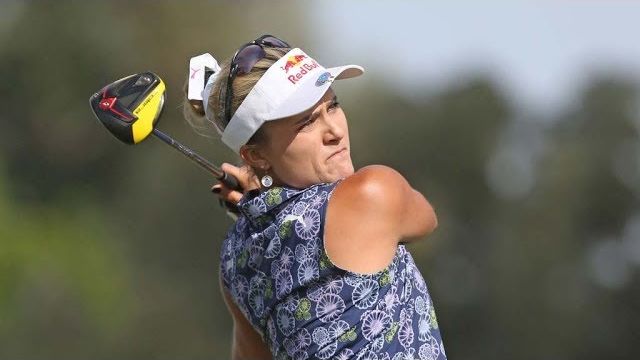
[{"x1": 224, "y1": 35, "x2": 290, "y2": 124}]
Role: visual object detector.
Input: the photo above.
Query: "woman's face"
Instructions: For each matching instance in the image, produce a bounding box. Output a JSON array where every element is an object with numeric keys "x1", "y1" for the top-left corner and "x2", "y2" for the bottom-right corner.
[{"x1": 256, "y1": 89, "x2": 354, "y2": 189}]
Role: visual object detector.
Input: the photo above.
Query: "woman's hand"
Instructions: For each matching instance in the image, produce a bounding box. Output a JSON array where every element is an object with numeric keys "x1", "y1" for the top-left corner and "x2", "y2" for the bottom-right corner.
[{"x1": 211, "y1": 163, "x2": 260, "y2": 205}]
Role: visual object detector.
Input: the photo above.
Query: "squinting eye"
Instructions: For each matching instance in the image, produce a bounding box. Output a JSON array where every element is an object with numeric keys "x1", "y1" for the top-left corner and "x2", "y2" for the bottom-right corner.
[
  {"x1": 298, "y1": 117, "x2": 317, "y2": 131},
  {"x1": 328, "y1": 101, "x2": 340, "y2": 111}
]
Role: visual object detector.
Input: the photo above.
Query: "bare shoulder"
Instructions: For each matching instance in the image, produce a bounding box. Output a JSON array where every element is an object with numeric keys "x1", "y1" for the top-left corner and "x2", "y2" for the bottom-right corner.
[
  {"x1": 324, "y1": 165, "x2": 410, "y2": 274},
  {"x1": 326, "y1": 164, "x2": 437, "y2": 259},
  {"x1": 331, "y1": 165, "x2": 408, "y2": 212}
]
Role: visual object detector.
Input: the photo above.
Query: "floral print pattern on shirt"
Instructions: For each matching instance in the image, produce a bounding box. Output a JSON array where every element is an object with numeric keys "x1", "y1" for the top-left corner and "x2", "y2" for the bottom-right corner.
[{"x1": 220, "y1": 183, "x2": 446, "y2": 360}]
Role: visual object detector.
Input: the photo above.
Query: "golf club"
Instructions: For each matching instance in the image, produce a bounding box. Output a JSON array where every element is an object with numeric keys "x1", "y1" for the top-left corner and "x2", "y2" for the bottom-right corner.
[{"x1": 89, "y1": 71, "x2": 241, "y2": 214}]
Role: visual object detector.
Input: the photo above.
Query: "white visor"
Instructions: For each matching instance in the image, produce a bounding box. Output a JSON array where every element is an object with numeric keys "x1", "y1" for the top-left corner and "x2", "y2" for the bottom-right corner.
[{"x1": 221, "y1": 48, "x2": 364, "y2": 153}]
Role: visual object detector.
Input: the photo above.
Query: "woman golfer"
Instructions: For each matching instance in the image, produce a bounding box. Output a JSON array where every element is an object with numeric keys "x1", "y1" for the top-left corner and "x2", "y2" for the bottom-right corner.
[{"x1": 185, "y1": 35, "x2": 446, "y2": 360}]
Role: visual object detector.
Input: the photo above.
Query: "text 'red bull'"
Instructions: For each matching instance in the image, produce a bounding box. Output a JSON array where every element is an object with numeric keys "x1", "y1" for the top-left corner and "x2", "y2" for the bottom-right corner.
[{"x1": 287, "y1": 60, "x2": 320, "y2": 84}]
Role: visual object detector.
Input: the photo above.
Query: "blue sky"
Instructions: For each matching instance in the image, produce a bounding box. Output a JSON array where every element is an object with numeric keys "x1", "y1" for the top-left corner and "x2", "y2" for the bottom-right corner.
[{"x1": 310, "y1": 2, "x2": 640, "y2": 113}]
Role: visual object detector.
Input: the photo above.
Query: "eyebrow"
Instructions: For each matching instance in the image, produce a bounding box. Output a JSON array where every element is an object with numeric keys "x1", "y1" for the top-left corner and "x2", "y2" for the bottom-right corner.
[{"x1": 294, "y1": 95, "x2": 339, "y2": 126}]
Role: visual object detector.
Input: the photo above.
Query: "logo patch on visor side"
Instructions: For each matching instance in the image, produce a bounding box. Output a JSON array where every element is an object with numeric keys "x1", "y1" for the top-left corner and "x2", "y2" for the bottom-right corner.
[{"x1": 315, "y1": 72, "x2": 334, "y2": 87}]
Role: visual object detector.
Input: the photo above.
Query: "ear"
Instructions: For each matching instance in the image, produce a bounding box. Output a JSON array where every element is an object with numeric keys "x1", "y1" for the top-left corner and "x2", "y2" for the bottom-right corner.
[{"x1": 239, "y1": 145, "x2": 271, "y2": 172}]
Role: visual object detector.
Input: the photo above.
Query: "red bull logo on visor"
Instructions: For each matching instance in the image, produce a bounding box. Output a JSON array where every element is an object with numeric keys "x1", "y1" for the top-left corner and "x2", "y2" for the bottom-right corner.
[
  {"x1": 287, "y1": 59, "x2": 320, "y2": 85},
  {"x1": 286, "y1": 60, "x2": 320, "y2": 84},
  {"x1": 281, "y1": 54, "x2": 308, "y2": 73}
]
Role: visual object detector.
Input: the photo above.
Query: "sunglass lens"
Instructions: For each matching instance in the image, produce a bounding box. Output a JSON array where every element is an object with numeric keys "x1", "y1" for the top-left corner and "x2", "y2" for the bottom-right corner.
[
  {"x1": 234, "y1": 45, "x2": 266, "y2": 75},
  {"x1": 260, "y1": 36, "x2": 289, "y2": 48}
]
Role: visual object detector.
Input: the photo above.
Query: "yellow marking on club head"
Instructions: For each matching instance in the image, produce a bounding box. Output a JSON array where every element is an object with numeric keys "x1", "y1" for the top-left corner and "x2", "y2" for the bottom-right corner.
[{"x1": 131, "y1": 79, "x2": 166, "y2": 144}]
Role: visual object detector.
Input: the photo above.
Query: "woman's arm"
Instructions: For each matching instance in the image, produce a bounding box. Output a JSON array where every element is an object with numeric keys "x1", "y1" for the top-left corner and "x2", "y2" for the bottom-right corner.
[
  {"x1": 220, "y1": 275, "x2": 272, "y2": 360},
  {"x1": 325, "y1": 165, "x2": 437, "y2": 274}
]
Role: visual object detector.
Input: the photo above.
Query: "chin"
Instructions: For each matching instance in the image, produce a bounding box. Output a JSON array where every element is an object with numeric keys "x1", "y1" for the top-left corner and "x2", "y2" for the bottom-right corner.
[
  {"x1": 333, "y1": 163, "x2": 355, "y2": 181},
  {"x1": 317, "y1": 159, "x2": 354, "y2": 184}
]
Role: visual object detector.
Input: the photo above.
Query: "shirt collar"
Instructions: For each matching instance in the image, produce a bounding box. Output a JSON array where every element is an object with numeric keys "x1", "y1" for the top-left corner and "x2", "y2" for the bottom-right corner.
[{"x1": 238, "y1": 185, "x2": 307, "y2": 225}]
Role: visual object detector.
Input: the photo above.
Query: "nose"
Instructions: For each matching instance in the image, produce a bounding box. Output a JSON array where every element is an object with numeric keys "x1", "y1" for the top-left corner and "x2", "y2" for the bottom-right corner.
[{"x1": 322, "y1": 111, "x2": 345, "y2": 145}]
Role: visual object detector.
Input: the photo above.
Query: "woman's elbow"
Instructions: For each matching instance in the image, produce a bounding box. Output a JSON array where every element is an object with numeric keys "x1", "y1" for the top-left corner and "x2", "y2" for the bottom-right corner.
[
  {"x1": 418, "y1": 199, "x2": 438, "y2": 237},
  {"x1": 425, "y1": 203, "x2": 438, "y2": 236},
  {"x1": 402, "y1": 193, "x2": 438, "y2": 240}
]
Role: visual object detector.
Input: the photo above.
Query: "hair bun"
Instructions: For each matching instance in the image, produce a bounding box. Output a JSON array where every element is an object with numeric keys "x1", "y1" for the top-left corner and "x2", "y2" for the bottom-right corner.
[{"x1": 188, "y1": 99, "x2": 206, "y2": 117}]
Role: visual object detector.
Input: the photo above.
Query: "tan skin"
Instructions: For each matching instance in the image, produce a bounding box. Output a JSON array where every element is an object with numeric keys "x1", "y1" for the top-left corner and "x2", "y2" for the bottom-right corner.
[{"x1": 213, "y1": 89, "x2": 438, "y2": 359}]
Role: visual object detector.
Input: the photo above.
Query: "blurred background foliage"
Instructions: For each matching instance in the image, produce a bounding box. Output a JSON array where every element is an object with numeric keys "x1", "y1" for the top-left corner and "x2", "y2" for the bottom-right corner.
[{"x1": 1, "y1": 1, "x2": 639, "y2": 359}]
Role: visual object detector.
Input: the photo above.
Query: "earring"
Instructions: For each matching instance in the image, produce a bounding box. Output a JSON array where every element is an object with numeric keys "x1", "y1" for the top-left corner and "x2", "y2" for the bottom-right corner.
[{"x1": 260, "y1": 174, "x2": 273, "y2": 188}]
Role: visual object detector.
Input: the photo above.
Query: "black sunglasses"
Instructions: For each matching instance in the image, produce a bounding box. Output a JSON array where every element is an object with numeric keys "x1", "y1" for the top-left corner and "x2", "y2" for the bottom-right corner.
[{"x1": 224, "y1": 35, "x2": 290, "y2": 124}]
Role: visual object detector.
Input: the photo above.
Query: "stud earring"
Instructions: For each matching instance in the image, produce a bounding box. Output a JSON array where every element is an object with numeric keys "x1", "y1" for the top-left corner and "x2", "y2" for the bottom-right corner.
[{"x1": 260, "y1": 174, "x2": 273, "y2": 188}]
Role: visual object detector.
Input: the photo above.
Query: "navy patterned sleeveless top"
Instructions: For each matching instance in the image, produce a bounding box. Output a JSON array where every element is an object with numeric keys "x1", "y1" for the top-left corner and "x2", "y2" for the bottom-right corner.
[{"x1": 220, "y1": 182, "x2": 447, "y2": 360}]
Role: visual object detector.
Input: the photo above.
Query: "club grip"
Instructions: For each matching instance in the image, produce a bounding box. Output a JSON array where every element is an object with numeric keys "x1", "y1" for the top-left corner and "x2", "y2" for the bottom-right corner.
[
  {"x1": 218, "y1": 171, "x2": 242, "y2": 192},
  {"x1": 217, "y1": 172, "x2": 242, "y2": 218}
]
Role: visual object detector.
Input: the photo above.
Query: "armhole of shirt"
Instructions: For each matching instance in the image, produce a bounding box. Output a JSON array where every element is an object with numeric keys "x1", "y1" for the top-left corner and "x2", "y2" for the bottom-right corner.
[{"x1": 320, "y1": 181, "x2": 401, "y2": 278}]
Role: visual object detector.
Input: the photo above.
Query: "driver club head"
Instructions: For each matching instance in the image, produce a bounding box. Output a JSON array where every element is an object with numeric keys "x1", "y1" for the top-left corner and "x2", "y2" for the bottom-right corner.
[{"x1": 89, "y1": 72, "x2": 165, "y2": 144}]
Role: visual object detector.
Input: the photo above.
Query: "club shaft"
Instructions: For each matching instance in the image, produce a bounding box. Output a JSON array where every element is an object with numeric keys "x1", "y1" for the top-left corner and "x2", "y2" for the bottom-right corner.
[
  {"x1": 151, "y1": 128, "x2": 242, "y2": 215},
  {"x1": 152, "y1": 128, "x2": 223, "y2": 177}
]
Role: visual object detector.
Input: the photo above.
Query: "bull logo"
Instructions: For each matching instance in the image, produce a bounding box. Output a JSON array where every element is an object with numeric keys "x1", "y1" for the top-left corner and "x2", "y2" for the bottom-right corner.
[{"x1": 281, "y1": 54, "x2": 308, "y2": 73}]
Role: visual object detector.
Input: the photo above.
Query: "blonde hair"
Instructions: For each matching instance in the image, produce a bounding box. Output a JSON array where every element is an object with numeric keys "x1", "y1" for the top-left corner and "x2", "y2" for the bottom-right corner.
[{"x1": 183, "y1": 47, "x2": 290, "y2": 145}]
